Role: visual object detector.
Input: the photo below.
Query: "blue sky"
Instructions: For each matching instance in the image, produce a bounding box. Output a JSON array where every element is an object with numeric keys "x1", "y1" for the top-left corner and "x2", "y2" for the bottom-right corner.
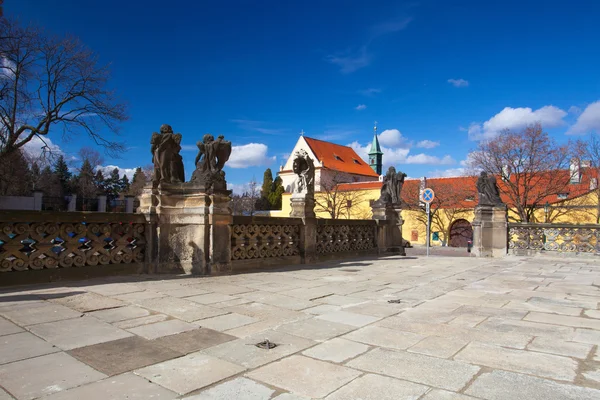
[{"x1": 7, "y1": 0, "x2": 600, "y2": 191}]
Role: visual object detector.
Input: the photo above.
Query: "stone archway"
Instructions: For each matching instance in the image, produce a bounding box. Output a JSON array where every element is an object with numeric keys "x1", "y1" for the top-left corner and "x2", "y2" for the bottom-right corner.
[{"x1": 449, "y1": 219, "x2": 473, "y2": 247}]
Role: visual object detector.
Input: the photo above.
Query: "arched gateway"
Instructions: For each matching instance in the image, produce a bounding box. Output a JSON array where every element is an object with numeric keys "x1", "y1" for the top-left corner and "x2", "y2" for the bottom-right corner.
[{"x1": 449, "y1": 219, "x2": 473, "y2": 247}]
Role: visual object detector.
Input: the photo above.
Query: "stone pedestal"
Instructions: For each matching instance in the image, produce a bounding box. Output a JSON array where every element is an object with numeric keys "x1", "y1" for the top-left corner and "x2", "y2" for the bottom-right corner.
[
  {"x1": 33, "y1": 191, "x2": 43, "y2": 211},
  {"x1": 138, "y1": 183, "x2": 232, "y2": 275},
  {"x1": 67, "y1": 194, "x2": 77, "y2": 212},
  {"x1": 372, "y1": 205, "x2": 405, "y2": 255},
  {"x1": 289, "y1": 193, "x2": 316, "y2": 218},
  {"x1": 124, "y1": 196, "x2": 135, "y2": 213},
  {"x1": 97, "y1": 195, "x2": 107, "y2": 212},
  {"x1": 472, "y1": 205, "x2": 508, "y2": 257}
]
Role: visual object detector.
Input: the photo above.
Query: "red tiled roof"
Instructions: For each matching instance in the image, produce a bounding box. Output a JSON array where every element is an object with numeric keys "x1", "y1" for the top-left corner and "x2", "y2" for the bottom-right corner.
[
  {"x1": 304, "y1": 137, "x2": 379, "y2": 177},
  {"x1": 334, "y1": 169, "x2": 598, "y2": 209}
]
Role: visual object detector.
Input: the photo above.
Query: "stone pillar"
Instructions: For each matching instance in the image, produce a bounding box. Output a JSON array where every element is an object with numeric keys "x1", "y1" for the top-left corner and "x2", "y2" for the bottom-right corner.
[
  {"x1": 372, "y1": 204, "x2": 405, "y2": 255},
  {"x1": 139, "y1": 183, "x2": 233, "y2": 275},
  {"x1": 125, "y1": 196, "x2": 135, "y2": 213},
  {"x1": 289, "y1": 192, "x2": 317, "y2": 264},
  {"x1": 97, "y1": 195, "x2": 107, "y2": 212},
  {"x1": 472, "y1": 205, "x2": 508, "y2": 257},
  {"x1": 208, "y1": 190, "x2": 233, "y2": 275},
  {"x1": 33, "y1": 191, "x2": 43, "y2": 211},
  {"x1": 67, "y1": 194, "x2": 77, "y2": 212}
]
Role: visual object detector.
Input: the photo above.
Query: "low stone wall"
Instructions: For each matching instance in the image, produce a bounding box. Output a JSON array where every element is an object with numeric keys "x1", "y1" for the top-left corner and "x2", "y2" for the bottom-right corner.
[
  {"x1": 508, "y1": 223, "x2": 600, "y2": 256},
  {"x1": 0, "y1": 210, "x2": 148, "y2": 285},
  {"x1": 230, "y1": 216, "x2": 379, "y2": 272}
]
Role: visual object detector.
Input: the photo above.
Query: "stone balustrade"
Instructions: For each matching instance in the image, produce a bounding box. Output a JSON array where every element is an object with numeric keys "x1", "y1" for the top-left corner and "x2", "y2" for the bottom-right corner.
[{"x1": 508, "y1": 223, "x2": 600, "y2": 255}]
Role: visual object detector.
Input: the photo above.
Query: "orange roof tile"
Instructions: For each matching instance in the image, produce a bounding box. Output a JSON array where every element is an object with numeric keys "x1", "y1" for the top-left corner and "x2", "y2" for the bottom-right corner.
[{"x1": 304, "y1": 137, "x2": 379, "y2": 177}]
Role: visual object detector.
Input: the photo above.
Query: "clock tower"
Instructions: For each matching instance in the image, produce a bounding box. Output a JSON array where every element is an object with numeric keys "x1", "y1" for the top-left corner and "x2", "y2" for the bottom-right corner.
[{"x1": 368, "y1": 122, "x2": 383, "y2": 175}]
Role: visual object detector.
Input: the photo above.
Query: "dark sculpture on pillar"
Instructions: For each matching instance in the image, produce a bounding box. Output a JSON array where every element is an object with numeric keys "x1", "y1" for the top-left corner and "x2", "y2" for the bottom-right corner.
[
  {"x1": 371, "y1": 166, "x2": 406, "y2": 255},
  {"x1": 291, "y1": 149, "x2": 315, "y2": 194},
  {"x1": 150, "y1": 124, "x2": 185, "y2": 186},
  {"x1": 476, "y1": 171, "x2": 504, "y2": 206},
  {"x1": 374, "y1": 166, "x2": 407, "y2": 207},
  {"x1": 189, "y1": 134, "x2": 232, "y2": 191}
]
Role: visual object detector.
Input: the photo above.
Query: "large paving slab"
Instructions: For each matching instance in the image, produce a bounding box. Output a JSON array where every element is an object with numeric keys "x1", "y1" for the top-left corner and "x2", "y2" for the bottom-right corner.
[
  {"x1": 202, "y1": 330, "x2": 315, "y2": 369},
  {"x1": 342, "y1": 325, "x2": 425, "y2": 350},
  {"x1": 151, "y1": 327, "x2": 236, "y2": 354},
  {"x1": 465, "y1": 369, "x2": 600, "y2": 399},
  {"x1": 324, "y1": 373, "x2": 429, "y2": 400},
  {"x1": 0, "y1": 331, "x2": 59, "y2": 365},
  {"x1": 49, "y1": 292, "x2": 126, "y2": 312},
  {"x1": 247, "y1": 355, "x2": 361, "y2": 398},
  {"x1": 302, "y1": 337, "x2": 370, "y2": 362},
  {"x1": 182, "y1": 377, "x2": 275, "y2": 399},
  {"x1": 454, "y1": 342, "x2": 578, "y2": 381},
  {"x1": 127, "y1": 319, "x2": 198, "y2": 340},
  {"x1": 275, "y1": 317, "x2": 355, "y2": 341},
  {"x1": 28, "y1": 316, "x2": 133, "y2": 350},
  {"x1": 134, "y1": 352, "x2": 245, "y2": 395},
  {"x1": 68, "y1": 336, "x2": 182, "y2": 375},
  {"x1": 86, "y1": 305, "x2": 151, "y2": 323},
  {"x1": 39, "y1": 372, "x2": 177, "y2": 399},
  {"x1": 136, "y1": 297, "x2": 228, "y2": 322},
  {"x1": 347, "y1": 347, "x2": 480, "y2": 391},
  {"x1": 0, "y1": 302, "x2": 82, "y2": 326},
  {"x1": 0, "y1": 316, "x2": 23, "y2": 336},
  {"x1": 0, "y1": 352, "x2": 106, "y2": 399}
]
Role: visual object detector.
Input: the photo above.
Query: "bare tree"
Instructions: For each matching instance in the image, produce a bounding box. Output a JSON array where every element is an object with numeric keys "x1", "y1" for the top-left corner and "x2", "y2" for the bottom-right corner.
[
  {"x1": 402, "y1": 178, "x2": 475, "y2": 245},
  {"x1": 577, "y1": 133, "x2": 600, "y2": 224},
  {"x1": 469, "y1": 124, "x2": 574, "y2": 222},
  {"x1": 231, "y1": 177, "x2": 261, "y2": 216},
  {"x1": 0, "y1": 17, "x2": 127, "y2": 159},
  {"x1": 314, "y1": 173, "x2": 370, "y2": 219},
  {"x1": 77, "y1": 147, "x2": 104, "y2": 170}
]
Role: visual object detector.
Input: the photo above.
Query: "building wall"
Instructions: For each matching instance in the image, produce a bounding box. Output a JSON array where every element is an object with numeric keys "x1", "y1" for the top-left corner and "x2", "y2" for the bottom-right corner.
[{"x1": 270, "y1": 187, "x2": 600, "y2": 245}]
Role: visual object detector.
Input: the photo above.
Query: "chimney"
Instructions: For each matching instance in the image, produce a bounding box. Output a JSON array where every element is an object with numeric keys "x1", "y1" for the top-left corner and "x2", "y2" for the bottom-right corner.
[{"x1": 570, "y1": 158, "x2": 581, "y2": 184}]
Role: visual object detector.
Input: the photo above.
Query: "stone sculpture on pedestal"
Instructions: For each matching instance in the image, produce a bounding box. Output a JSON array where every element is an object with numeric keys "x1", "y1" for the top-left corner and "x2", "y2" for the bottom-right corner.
[
  {"x1": 476, "y1": 171, "x2": 503, "y2": 206},
  {"x1": 289, "y1": 149, "x2": 316, "y2": 218},
  {"x1": 150, "y1": 124, "x2": 185, "y2": 186},
  {"x1": 472, "y1": 171, "x2": 507, "y2": 257},
  {"x1": 374, "y1": 166, "x2": 407, "y2": 207},
  {"x1": 189, "y1": 134, "x2": 232, "y2": 191},
  {"x1": 371, "y1": 166, "x2": 406, "y2": 255}
]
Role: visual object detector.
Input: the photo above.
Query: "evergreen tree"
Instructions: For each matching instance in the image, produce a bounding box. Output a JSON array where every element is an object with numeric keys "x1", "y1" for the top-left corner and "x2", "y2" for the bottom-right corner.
[
  {"x1": 268, "y1": 176, "x2": 285, "y2": 209},
  {"x1": 256, "y1": 168, "x2": 274, "y2": 210},
  {"x1": 53, "y1": 155, "x2": 72, "y2": 194},
  {"x1": 120, "y1": 174, "x2": 130, "y2": 193},
  {"x1": 129, "y1": 167, "x2": 147, "y2": 197},
  {"x1": 37, "y1": 166, "x2": 63, "y2": 199},
  {"x1": 75, "y1": 159, "x2": 97, "y2": 198},
  {"x1": 105, "y1": 168, "x2": 122, "y2": 199},
  {"x1": 93, "y1": 170, "x2": 106, "y2": 194}
]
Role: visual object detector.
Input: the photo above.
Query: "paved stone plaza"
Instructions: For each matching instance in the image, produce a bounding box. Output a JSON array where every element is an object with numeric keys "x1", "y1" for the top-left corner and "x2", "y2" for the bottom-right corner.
[{"x1": 1, "y1": 254, "x2": 600, "y2": 399}]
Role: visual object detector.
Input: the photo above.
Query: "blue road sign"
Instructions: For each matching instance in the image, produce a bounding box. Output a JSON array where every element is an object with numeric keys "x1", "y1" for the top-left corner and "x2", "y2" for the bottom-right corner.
[{"x1": 421, "y1": 188, "x2": 435, "y2": 203}]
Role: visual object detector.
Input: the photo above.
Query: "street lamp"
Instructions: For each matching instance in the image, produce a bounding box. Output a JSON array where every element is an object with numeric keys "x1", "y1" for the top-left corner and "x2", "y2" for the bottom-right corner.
[{"x1": 544, "y1": 201, "x2": 549, "y2": 223}]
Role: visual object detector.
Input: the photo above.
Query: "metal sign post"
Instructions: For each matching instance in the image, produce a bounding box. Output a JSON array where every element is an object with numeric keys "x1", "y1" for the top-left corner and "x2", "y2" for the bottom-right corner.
[
  {"x1": 420, "y1": 188, "x2": 435, "y2": 258},
  {"x1": 426, "y1": 202, "x2": 430, "y2": 257}
]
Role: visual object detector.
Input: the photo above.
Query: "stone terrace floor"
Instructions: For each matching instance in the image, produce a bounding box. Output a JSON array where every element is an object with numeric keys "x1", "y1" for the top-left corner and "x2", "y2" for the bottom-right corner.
[{"x1": 1, "y1": 255, "x2": 600, "y2": 399}]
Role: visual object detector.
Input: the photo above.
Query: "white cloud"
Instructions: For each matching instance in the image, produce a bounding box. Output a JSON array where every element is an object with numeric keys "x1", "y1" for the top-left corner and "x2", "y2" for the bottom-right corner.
[
  {"x1": 370, "y1": 17, "x2": 413, "y2": 37},
  {"x1": 326, "y1": 46, "x2": 371, "y2": 74},
  {"x1": 378, "y1": 129, "x2": 408, "y2": 148},
  {"x1": 22, "y1": 136, "x2": 63, "y2": 160},
  {"x1": 448, "y1": 78, "x2": 469, "y2": 88},
  {"x1": 406, "y1": 154, "x2": 455, "y2": 165},
  {"x1": 348, "y1": 140, "x2": 453, "y2": 167},
  {"x1": 358, "y1": 88, "x2": 382, "y2": 96},
  {"x1": 415, "y1": 140, "x2": 439, "y2": 149},
  {"x1": 567, "y1": 101, "x2": 600, "y2": 135},
  {"x1": 96, "y1": 165, "x2": 137, "y2": 179},
  {"x1": 228, "y1": 143, "x2": 276, "y2": 168},
  {"x1": 468, "y1": 105, "x2": 568, "y2": 140},
  {"x1": 0, "y1": 56, "x2": 15, "y2": 80},
  {"x1": 568, "y1": 105, "x2": 582, "y2": 115},
  {"x1": 355, "y1": 104, "x2": 367, "y2": 111},
  {"x1": 427, "y1": 168, "x2": 468, "y2": 177}
]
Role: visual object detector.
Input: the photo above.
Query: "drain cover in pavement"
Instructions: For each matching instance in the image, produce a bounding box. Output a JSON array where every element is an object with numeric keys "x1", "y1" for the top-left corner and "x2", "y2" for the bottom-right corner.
[
  {"x1": 255, "y1": 339, "x2": 278, "y2": 349},
  {"x1": 387, "y1": 299, "x2": 403, "y2": 304}
]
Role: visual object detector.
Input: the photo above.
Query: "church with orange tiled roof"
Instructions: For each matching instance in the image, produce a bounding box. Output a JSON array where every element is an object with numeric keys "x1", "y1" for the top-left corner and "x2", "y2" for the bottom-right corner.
[{"x1": 278, "y1": 126, "x2": 383, "y2": 192}]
